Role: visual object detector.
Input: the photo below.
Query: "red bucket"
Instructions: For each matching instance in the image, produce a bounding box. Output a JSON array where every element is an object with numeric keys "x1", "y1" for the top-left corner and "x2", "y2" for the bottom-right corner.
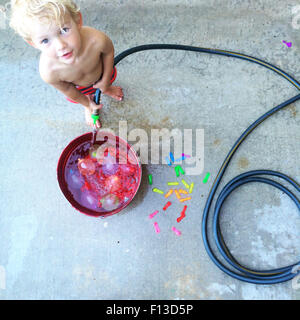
[{"x1": 57, "y1": 131, "x2": 142, "y2": 217}]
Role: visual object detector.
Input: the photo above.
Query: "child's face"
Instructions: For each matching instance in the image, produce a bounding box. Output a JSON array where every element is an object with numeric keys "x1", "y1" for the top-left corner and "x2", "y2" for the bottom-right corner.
[{"x1": 30, "y1": 12, "x2": 82, "y2": 64}]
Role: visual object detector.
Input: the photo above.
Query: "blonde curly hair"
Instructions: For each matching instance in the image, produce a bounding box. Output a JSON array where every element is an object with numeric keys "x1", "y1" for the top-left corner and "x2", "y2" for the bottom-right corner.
[{"x1": 10, "y1": 0, "x2": 80, "y2": 40}]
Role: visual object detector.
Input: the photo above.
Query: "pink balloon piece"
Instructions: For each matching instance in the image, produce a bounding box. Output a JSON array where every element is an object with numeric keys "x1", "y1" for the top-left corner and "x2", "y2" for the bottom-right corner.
[
  {"x1": 283, "y1": 40, "x2": 292, "y2": 48},
  {"x1": 154, "y1": 222, "x2": 160, "y2": 233},
  {"x1": 182, "y1": 153, "x2": 191, "y2": 159},
  {"x1": 172, "y1": 226, "x2": 182, "y2": 236},
  {"x1": 149, "y1": 210, "x2": 159, "y2": 219}
]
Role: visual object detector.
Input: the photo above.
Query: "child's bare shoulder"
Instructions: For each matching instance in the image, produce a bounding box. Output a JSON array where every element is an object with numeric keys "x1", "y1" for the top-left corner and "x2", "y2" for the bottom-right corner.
[
  {"x1": 81, "y1": 26, "x2": 112, "y2": 52},
  {"x1": 39, "y1": 54, "x2": 59, "y2": 84}
]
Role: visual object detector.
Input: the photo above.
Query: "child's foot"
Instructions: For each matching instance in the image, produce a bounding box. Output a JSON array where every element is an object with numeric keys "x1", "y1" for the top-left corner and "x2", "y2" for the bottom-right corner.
[
  {"x1": 103, "y1": 86, "x2": 124, "y2": 101},
  {"x1": 85, "y1": 108, "x2": 101, "y2": 128}
]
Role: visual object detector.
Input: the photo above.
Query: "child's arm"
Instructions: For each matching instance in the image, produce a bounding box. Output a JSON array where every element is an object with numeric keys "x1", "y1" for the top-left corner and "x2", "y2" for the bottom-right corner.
[
  {"x1": 51, "y1": 81, "x2": 90, "y2": 107},
  {"x1": 40, "y1": 70, "x2": 101, "y2": 110},
  {"x1": 92, "y1": 32, "x2": 115, "y2": 93}
]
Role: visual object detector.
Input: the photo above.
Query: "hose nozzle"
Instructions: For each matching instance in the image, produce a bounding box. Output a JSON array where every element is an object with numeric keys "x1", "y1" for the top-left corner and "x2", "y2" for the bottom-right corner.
[{"x1": 91, "y1": 89, "x2": 101, "y2": 128}]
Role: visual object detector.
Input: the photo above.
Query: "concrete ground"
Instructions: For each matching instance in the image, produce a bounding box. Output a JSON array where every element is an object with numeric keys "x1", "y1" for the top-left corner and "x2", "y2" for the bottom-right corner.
[{"x1": 0, "y1": 0, "x2": 299, "y2": 300}]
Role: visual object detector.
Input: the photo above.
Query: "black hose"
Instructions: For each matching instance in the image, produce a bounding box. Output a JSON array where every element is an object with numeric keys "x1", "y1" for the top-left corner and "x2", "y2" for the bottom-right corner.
[{"x1": 114, "y1": 44, "x2": 300, "y2": 284}]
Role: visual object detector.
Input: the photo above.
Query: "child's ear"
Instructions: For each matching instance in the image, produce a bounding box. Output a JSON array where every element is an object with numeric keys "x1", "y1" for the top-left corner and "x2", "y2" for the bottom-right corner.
[{"x1": 77, "y1": 11, "x2": 83, "y2": 27}]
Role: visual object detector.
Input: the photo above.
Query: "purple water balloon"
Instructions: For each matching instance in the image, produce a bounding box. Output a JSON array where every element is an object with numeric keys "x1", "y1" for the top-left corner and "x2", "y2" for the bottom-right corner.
[
  {"x1": 67, "y1": 169, "x2": 84, "y2": 189},
  {"x1": 80, "y1": 191, "x2": 99, "y2": 210},
  {"x1": 101, "y1": 152, "x2": 118, "y2": 175}
]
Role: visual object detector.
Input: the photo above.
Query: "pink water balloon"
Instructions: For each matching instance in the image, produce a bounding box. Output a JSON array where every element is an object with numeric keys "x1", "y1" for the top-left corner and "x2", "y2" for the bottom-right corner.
[
  {"x1": 100, "y1": 194, "x2": 120, "y2": 211},
  {"x1": 78, "y1": 158, "x2": 96, "y2": 176},
  {"x1": 105, "y1": 175, "x2": 121, "y2": 193}
]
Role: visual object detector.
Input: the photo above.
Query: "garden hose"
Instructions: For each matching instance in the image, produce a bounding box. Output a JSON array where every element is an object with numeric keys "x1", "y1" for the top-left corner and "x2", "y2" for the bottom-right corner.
[{"x1": 114, "y1": 44, "x2": 300, "y2": 284}]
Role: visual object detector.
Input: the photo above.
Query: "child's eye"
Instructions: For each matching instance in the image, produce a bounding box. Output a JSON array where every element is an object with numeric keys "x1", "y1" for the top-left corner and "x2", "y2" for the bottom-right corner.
[
  {"x1": 61, "y1": 27, "x2": 70, "y2": 34},
  {"x1": 41, "y1": 39, "x2": 49, "y2": 45}
]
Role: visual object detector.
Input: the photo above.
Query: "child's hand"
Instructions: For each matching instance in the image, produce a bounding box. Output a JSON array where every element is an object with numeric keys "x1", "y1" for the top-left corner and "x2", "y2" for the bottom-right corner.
[
  {"x1": 93, "y1": 78, "x2": 107, "y2": 92},
  {"x1": 86, "y1": 94, "x2": 103, "y2": 129},
  {"x1": 93, "y1": 82, "x2": 124, "y2": 101},
  {"x1": 87, "y1": 94, "x2": 103, "y2": 112}
]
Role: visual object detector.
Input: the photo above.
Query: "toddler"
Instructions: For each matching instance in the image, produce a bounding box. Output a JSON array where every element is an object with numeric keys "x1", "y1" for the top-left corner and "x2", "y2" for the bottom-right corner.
[{"x1": 10, "y1": 0, "x2": 124, "y2": 128}]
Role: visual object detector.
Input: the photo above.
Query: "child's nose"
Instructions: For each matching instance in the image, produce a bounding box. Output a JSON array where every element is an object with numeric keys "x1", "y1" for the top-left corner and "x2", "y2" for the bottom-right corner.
[{"x1": 55, "y1": 38, "x2": 67, "y2": 50}]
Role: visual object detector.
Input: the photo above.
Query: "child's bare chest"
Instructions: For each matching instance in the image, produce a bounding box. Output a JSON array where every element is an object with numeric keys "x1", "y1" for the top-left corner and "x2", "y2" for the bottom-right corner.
[{"x1": 59, "y1": 50, "x2": 103, "y2": 87}]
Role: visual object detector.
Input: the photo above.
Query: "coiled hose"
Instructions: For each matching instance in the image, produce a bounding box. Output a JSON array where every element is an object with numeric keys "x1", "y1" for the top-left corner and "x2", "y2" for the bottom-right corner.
[{"x1": 114, "y1": 44, "x2": 300, "y2": 284}]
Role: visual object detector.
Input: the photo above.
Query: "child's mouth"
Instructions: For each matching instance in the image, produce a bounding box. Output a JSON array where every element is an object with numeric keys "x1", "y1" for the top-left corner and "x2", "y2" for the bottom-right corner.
[{"x1": 61, "y1": 51, "x2": 73, "y2": 59}]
